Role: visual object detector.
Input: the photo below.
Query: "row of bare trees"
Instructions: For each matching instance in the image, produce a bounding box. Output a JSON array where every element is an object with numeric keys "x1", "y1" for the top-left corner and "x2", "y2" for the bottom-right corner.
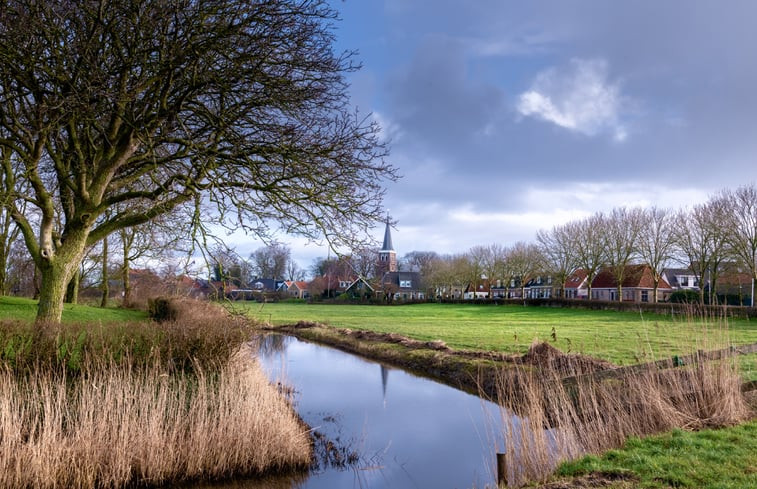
[{"x1": 398, "y1": 185, "x2": 757, "y2": 305}]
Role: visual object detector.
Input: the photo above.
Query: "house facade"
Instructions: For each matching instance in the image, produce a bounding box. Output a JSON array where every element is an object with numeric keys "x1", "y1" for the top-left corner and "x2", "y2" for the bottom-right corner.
[{"x1": 590, "y1": 265, "x2": 672, "y2": 302}]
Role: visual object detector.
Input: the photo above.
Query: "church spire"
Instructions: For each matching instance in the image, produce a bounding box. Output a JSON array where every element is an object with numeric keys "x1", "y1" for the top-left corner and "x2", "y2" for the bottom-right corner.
[
  {"x1": 381, "y1": 216, "x2": 394, "y2": 251},
  {"x1": 376, "y1": 215, "x2": 397, "y2": 276}
]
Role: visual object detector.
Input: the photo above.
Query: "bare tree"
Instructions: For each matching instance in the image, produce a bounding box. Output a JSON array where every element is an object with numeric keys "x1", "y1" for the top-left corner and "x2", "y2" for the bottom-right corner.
[
  {"x1": 569, "y1": 214, "x2": 607, "y2": 300},
  {"x1": 349, "y1": 247, "x2": 379, "y2": 279},
  {"x1": 285, "y1": 260, "x2": 305, "y2": 282},
  {"x1": 536, "y1": 223, "x2": 577, "y2": 298},
  {"x1": 673, "y1": 201, "x2": 730, "y2": 304},
  {"x1": 601, "y1": 207, "x2": 644, "y2": 301},
  {"x1": 637, "y1": 207, "x2": 677, "y2": 303},
  {"x1": 0, "y1": 1, "x2": 395, "y2": 322},
  {"x1": 717, "y1": 185, "x2": 757, "y2": 306},
  {"x1": 505, "y1": 241, "x2": 543, "y2": 298},
  {"x1": 250, "y1": 243, "x2": 291, "y2": 280}
]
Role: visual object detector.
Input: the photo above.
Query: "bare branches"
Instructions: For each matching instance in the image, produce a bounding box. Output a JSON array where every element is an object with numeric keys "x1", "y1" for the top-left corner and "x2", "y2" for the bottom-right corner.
[{"x1": 0, "y1": 0, "x2": 395, "y2": 321}]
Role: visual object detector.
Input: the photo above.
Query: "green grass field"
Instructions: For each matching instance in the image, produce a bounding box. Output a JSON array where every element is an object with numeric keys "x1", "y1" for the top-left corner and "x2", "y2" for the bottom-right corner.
[
  {"x1": 0, "y1": 296, "x2": 148, "y2": 323},
  {"x1": 554, "y1": 421, "x2": 757, "y2": 489},
  {"x1": 242, "y1": 301, "x2": 757, "y2": 366}
]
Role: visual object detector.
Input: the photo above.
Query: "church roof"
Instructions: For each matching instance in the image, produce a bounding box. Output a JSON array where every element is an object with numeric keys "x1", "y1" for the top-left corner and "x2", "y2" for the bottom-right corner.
[{"x1": 381, "y1": 219, "x2": 394, "y2": 252}]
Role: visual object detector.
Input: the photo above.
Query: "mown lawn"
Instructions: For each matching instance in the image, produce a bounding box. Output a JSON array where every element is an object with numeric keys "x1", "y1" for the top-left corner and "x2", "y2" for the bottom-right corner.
[
  {"x1": 0, "y1": 296, "x2": 148, "y2": 323},
  {"x1": 552, "y1": 421, "x2": 757, "y2": 489},
  {"x1": 241, "y1": 301, "x2": 757, "y2": 376}
]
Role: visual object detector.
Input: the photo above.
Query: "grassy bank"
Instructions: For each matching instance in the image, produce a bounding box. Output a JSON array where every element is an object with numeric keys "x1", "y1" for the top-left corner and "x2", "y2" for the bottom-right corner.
[
  {"x1": 0, "y1": 295, "x2": 148, "y2": 322},
  {"x1": 0, "y1": 298, "x2": 311, "y2": 488},
  {"x1": 544, "y1": 421, "x2": 757, "y2": 489},
  {"x1": 244, "y1": 302, "x2": 757, "y2": 379}
]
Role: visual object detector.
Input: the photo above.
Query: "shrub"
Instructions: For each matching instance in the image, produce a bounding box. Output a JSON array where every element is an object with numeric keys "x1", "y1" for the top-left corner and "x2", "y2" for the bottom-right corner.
[{"x1": 669, "y1": 289, "x2": 701, "y2": 303}]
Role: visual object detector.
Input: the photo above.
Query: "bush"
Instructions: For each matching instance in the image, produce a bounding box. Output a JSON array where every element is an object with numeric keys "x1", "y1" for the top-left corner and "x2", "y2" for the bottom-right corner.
[
  {"x1": 147, "y1": 297, "x2": 178, "y2": 322},
  {"x1": 669, "y1": 289, "x2": 701, "y2": 303}
]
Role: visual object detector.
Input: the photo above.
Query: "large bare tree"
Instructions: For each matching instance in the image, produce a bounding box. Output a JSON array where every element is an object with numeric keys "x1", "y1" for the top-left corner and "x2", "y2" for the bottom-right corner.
[
  {"x1": 569, "y1": 214, "x2": 606, "y2": 300},
  {"x1": 250, "y1": 243, "x2": 291, "y2": 280},
  {"x1": 673, "y1": 201, "x2": 730, "y2": 304},
  {"x1": 717, "y1": 185, "x2": 757, "y2": 306},
  {"x1": 637, "y1": 206, "x2": 676, "y2": 303},
  {"x1": 601, "y1": 207, "x2": 643, "y2": 301},
  {"x1": 0, "y1": 1, "x2": 395, "y2": 321},
  {"x1": 505, "y1": 241, "x2": 543, "y2": 299},
  {"x1": 536, "y1": 223, "x2": 577, "y2": 298}
]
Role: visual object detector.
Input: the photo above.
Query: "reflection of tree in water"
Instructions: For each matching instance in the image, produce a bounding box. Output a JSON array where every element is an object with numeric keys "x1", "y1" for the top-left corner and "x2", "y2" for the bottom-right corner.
[{"x1": 255, "y1": 334, "x2": 291, "y2": 358}]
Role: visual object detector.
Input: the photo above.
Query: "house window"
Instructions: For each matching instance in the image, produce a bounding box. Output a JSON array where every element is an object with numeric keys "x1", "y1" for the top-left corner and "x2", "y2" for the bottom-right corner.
[
  {"x1": 679, "y1": 276, "x2": 689, "y2": 287},
  {"x1": 400, "y1": 280, "x2": 411, "y2": 288},
  {"x1": 641, "y1": 290, "x2": 649, "y2": 302},
  {"x1": 340, "y1": 281, "x2": 349, "y2": 288}
]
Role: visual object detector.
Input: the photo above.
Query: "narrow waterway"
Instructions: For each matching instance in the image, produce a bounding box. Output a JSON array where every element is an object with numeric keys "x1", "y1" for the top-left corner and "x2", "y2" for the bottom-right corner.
[{"x1": 250, "y1": 334, "x2": 507, "y2": 489}]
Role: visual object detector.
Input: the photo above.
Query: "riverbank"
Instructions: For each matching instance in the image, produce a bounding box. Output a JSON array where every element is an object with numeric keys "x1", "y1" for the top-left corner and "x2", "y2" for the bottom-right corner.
[
  {"x1": 264, "y1": 321, "x2": 617, "y2": 399},
  {"x1": 0, "y1": 298, "x2": 311, "y2": 489},
  {"x1": 266, "y1": 319, "x2": 757, "y2": 488}
]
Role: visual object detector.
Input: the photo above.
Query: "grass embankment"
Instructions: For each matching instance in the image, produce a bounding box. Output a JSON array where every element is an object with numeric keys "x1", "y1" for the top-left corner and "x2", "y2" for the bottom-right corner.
[
  {"x1": 0, "y1": 295, "x2": 148, "y2": 322},
  {"x1": 0, "y1": 297, "x2": 311, "y2": 489},
  {"x1": 244, "y1": 302, "x2": 757, "y2": 380},
  {"x1": 545, "y1": 422, "x2": 757, "y2": 489}
]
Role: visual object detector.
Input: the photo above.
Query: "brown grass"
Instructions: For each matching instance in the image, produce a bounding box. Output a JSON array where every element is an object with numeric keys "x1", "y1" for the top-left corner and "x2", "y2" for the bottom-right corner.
[
  {"x1": 0, "y1": 344, "x2": 311, "y2": 488},
  {"x1": 0, "y1": 299, "x2": 310, "y2": 488},
  {"x1": 492, "y1": 328, "x2": 751, "y2": 487}
]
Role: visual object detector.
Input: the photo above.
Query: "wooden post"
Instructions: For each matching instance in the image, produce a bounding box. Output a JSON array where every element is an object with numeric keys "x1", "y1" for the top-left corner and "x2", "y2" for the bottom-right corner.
[{"x1": 496, "y1": 452, "x2": 507, "y2": 487}]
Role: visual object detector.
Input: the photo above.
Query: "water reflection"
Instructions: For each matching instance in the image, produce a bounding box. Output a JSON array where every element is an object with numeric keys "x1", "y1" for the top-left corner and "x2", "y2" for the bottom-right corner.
[{"x1": 254, "y1": 334, "x2": 504, "y2": 489}]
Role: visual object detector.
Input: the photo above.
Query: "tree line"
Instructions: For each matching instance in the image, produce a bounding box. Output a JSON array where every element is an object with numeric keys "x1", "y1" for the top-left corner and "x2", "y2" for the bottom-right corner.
[{"x1": 398, "y1": 185, "x2": 757, "y2": 306}]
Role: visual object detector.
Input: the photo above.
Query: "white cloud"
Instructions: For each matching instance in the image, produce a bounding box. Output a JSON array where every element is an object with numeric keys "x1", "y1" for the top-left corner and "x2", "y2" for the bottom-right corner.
[
  {"x1": 517, "y1": 58, "x2": 630, "y2": 141},
  {"x1": 372, "y1": 111, "x2": 404, "y2": 143}
]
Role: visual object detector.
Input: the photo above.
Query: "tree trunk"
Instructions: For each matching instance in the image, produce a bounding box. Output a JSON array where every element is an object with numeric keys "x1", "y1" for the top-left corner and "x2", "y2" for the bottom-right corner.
[
  {"x1": 65, "y1": 270, "x2": 80, "y2": 304},
  {"x1": 617, "y1": 285, "x2": 623, "y2": 302},
  {"x1": 122, "y1": 238, "x2": 131, "y2": 306},
  {"x1": 100, "y1": 236, "x2": 109, "y2": 308},
  {"x1": 37, "y1": 262, "x2": 77, "y2": 323},
  {"x1": 0, "y1": 240, "x2": 6, "y2": 296}
]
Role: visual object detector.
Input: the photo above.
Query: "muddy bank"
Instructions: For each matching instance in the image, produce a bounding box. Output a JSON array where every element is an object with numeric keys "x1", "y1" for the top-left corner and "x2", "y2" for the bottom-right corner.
[{"x1": 264, "y1": 321, "x2": 616, "y2": 399}]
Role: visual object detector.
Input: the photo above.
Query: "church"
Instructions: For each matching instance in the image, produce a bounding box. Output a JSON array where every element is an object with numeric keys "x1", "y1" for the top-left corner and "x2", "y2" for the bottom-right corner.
[{"x1": 375, "y1": 219, "x2": 425, "y2": 301}]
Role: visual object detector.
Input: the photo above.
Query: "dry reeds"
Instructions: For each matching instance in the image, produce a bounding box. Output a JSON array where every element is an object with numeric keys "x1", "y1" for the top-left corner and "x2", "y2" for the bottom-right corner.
[
  {"x1": 492, "y1": 327, "x2": 751, "y2": 487},
  {"x1": 0, "y1": 344, "x2": 311, "y2": 488}
]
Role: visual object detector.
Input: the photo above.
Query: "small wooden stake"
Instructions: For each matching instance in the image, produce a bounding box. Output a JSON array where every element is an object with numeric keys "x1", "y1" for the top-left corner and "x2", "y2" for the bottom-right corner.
[{"x1": 496, "y1": 452, "x2": 507, "y2": 487}]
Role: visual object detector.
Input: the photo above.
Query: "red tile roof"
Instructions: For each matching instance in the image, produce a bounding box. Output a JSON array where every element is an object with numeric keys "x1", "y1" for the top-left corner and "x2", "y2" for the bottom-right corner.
[
  {"x1": 591, "y1": 265, "x2": 671, "y2": 289},
  {"x1": 565, "y1": 269, "x2": 588, "y2": 288}
]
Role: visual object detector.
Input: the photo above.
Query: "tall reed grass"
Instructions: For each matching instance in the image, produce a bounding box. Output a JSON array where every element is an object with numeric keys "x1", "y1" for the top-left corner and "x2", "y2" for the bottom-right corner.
[
  {"x1": 0, "y1": 299, "x2": 311, "y2": 488},
  {"x1": 0, "y1": 345, "x2": 311, "y2": 488},
  {"x1": 492, "y1": 322, "x2": 751, "y2": 487}
]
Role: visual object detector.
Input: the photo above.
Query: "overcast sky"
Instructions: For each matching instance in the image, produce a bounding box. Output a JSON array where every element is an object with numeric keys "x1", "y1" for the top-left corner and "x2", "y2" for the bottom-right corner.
[{"x1": 228, "y1": 1, "x2": 757, "y2": 271}]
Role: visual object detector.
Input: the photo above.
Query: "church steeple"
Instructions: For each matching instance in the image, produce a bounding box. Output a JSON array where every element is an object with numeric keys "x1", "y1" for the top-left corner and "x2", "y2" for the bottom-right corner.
[
  {"x1": 376, "y1": 217, "x2": 397, "y2": 276},
  {"x1": 381, "y1": 216, "x2": 394, "y2": 252}
]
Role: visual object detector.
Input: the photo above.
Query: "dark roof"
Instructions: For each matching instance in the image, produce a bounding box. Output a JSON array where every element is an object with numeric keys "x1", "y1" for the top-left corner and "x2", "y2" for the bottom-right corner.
[
  {"x1": 249, "y1": 278, "x2": 286, "y2": 291},
  {"x1": 381, "y1": 218, "x2": 394, "y2": 251},
  {"x1": 381, "y1": 271, "x2": 421, "y2": 288}
]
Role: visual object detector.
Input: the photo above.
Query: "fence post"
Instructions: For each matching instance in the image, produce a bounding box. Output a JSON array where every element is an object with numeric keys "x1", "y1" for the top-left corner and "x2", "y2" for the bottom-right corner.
[{"x1": 496, "y1": 452, "x2": 507, "y2": 487}]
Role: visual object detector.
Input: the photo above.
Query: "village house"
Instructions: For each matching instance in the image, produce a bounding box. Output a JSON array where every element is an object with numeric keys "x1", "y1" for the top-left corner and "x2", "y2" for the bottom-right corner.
[
  {"x1": 564, "y1": 269, "x2": 589, "y2": 299},
  {"x1": 464, "y1": 279, "x2": 491, "y2": 299},
  {"x1": 590, "y1": 264, "x2": 672, "y2": 302}
]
